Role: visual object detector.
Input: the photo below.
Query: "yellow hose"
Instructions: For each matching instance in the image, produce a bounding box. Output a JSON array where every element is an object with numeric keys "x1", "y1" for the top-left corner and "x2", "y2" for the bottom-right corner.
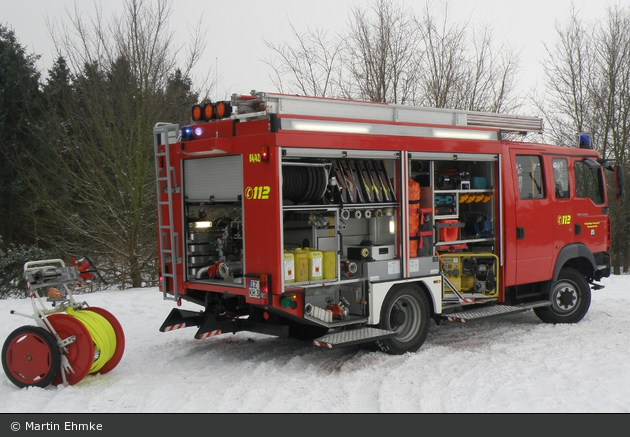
[{"x1": 67, "y1": 308, "x2": 117, "y2": 374}]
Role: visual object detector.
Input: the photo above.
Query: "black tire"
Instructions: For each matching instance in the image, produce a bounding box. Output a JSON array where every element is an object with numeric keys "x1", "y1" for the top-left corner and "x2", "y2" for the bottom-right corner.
[
  {"x1": 2, "y1": 325, "x2": 61, "y2": 388},
  {"x1": 534, "y1": 267, "x2": 591, "y2": 324},
  {"x1": 377, "y1": 285, "x2": 431, "y2": 355}
]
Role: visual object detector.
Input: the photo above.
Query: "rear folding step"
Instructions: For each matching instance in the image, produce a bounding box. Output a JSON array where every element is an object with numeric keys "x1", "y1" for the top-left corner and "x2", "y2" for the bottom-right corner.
[
  {"x1": 313, "y1": 327, "x2": 396, "y2": 349},
  {"x1": 441, "y1": 301, "x2": 552, "y2": 323}
]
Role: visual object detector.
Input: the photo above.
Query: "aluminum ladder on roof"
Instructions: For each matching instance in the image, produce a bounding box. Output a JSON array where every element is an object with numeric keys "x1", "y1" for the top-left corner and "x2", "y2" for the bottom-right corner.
[
  {"x1": 231, "y1": 91, "x2": 544, "y2": 134},
  {"x1": 153, "y1": 123, "x2": 181, "y2": 302}
]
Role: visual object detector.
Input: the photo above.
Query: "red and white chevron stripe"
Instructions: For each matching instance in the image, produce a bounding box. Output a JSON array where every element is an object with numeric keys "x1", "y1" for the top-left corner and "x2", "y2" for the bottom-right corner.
[{"x1": 199, "y1": 330, "x2": 221, "y2": 339}]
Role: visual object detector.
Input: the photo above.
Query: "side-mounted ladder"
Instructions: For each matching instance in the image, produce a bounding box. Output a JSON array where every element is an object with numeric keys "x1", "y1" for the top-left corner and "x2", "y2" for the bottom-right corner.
[
  {"x1": 231, "y1": 91, "x2": 544, "y2": 135},
  {"x1": 153, "y1": 123, "x2": 181, "y2": 302}
]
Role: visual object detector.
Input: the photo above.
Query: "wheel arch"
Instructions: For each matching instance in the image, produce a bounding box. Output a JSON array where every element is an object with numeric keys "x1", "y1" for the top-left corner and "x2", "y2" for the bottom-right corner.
[
  {"x1": 553, "y1": 243, "x2": 596, "y2": 283},
  {"x1": 369, "y1": 277, "x2": 440, "y2": 326}
]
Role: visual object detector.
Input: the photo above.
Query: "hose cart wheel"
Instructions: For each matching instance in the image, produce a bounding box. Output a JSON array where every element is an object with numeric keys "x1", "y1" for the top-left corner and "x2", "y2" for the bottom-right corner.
[{"x1": 2, "y1": 325, "x2": 62, "y2": 388}]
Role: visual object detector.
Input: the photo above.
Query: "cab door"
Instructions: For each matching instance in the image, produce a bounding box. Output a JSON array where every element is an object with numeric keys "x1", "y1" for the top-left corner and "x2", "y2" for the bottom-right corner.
[
  {"x1": 570, "y1": 157, "x2": 609, "y2": 254},
  {"x1": 550, "y1": 157, "x2": 574, "y2": 253},
  {"x1": 511, "y1": 152, "x2": 554, "y2": 285}
]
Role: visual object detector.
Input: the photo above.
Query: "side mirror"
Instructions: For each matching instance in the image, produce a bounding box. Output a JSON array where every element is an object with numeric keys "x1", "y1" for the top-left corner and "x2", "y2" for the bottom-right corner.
[{"x1": 615, "y1": 164, "x2": 625, "y2": 202}]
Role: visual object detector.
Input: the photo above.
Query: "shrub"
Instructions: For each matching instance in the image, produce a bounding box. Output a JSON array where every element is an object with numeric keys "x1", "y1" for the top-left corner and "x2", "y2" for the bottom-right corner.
[{"x1": 0, "y1": 244, "x2": 61, "y2": 299}]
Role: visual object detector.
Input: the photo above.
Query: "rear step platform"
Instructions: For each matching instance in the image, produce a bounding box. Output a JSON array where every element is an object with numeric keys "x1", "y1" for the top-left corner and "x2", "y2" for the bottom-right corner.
[
  {"x1": 441, "y1": 301, "x2": 551, "y2": 322},
  {"x1": 313, "y1": 327, "x2": 396, "y2": 349}
]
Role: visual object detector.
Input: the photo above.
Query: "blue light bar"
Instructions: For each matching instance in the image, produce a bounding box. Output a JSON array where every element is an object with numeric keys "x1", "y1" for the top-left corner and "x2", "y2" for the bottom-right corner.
[
  {"x1": 578, "y1": 133, "x2": 592, "y2": 149},
  {"x1": 181, "y1": 126, "x2": 194, "y2": 141}
]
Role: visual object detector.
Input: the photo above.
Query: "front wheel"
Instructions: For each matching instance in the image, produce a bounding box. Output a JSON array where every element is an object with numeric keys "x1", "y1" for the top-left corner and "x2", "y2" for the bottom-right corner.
[
  {"x1": 377, "y1": 286, "x2": 431, "y2": 355},
  {"x1": 534, "y1": 267, "x2": 591, "y2": 324}
]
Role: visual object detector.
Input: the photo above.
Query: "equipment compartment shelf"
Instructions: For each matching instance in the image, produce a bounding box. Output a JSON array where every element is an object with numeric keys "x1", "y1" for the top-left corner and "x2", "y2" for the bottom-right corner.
[
  {"x1": 282, "y1": 202, "x2": 399, "y2": 211},
  {"x1": 434, "y1": 189, "x2": 493, "y2": 193},
  {"x1": 433, "y1": 189, "x2": 494, "y2": 219},
  {"x1": 435, "y1": 237, "x2": 494, "y2": 247}
]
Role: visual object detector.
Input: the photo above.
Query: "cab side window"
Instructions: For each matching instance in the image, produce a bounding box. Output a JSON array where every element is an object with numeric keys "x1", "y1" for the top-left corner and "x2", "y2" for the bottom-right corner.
[
  {"x1": 574, "y1": 160, "x2": 604, "y2": 204},
  {"x1": 552, "y1": 158, "x2": 570, "y2": 199},
  {"x1": 516, "y1": 155, "x2": 545, "y2": 200}
]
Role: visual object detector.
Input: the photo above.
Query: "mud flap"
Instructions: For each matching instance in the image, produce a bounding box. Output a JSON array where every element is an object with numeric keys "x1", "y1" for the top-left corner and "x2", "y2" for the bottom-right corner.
[
  {"x1": 159, "y1": 308, "x2": 290, "y2": 339},
  {"x1": 195, "y1": 312, "x2": 222, "y2": 339},
  {"x1": 159, "y1": 308, "x2": 205, "y2": 332},
  {"x1": 159, "y1": 309, "x2": 224, "y2": 339}
]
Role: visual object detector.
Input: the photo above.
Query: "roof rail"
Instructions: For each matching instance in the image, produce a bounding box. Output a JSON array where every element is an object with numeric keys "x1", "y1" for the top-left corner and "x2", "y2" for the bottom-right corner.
[{"x1": 231, "y1": 91, "x2": 543, "y2": 134}]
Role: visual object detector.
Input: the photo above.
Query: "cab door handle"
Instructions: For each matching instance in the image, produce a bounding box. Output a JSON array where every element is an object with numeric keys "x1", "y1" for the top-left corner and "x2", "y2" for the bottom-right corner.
[{"x1": 516, "y1": 227, "x2": 525, "y2": 240}]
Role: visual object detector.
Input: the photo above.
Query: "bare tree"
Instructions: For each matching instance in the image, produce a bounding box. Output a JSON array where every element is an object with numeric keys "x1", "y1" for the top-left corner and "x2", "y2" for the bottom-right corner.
[
  {"x1": 591, "y1": 5, "x2": 630, "y2": 273},
  {"x1": 537, "y1": 5, "x2": 595, "y2": 146},
  {"x1": 591, "y1": 5, "x2": 630, "y2": 166},
  {"x1": 342, "y1": 0, "x2": 422, "y2": 104},
  {"x1": 461, "y1": 25, "x2": 521, "y2": 113},
  {"x1": 23, "y1": 0, "x2": 206, "y2": 288},
  {"x1": 538, "y1": 3, "x2": 630, "y2": 273},
  {"x1": 416, "y1": 1, "x2": 521, "y2": 112},
  {"x1": 262, "y1": 23, "x2": 344, "y2": 97},
  {"x1": 262, "y1": 0, "x2": 521, "y2": 113}
]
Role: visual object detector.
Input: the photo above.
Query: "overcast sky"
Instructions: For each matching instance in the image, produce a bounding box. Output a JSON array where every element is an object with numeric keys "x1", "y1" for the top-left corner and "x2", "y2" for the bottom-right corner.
[{"x1": 2, "y1": 0, "x2": 615, "y2": 104}]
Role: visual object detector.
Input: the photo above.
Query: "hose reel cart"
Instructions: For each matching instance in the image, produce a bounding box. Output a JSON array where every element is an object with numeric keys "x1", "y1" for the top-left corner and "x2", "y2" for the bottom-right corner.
[{"x1": 1, "y1": 258, "x2": 125, "y2": 388}]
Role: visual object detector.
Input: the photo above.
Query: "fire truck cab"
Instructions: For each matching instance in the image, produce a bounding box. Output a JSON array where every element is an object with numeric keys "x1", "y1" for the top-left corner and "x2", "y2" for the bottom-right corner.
[{"x1": 153, "y1": 91, "x2": 623, "y2": 355}]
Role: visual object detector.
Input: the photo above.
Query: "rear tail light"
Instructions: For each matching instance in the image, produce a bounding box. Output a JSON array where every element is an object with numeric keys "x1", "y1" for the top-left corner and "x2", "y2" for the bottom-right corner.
[{"x1": 260, "y1": 274, "x2": 269, "y2": 304}]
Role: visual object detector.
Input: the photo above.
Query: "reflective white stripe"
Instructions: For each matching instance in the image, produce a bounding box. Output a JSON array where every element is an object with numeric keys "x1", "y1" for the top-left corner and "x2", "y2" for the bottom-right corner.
[
  {"x1": 199, "y1": 330, "x2": 221, "y2": 339},
  {"x1": 165, "y1": 323, "x2": 185, "y2": 331},
  {"x1": 313, "y1": 341, "x2": 333, "y2": 348}
]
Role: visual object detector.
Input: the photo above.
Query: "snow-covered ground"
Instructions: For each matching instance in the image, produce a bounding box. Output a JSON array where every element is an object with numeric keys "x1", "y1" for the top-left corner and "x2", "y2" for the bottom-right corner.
[{"x1": 1, "y1": 274, "x2": 629, "y2": 413}]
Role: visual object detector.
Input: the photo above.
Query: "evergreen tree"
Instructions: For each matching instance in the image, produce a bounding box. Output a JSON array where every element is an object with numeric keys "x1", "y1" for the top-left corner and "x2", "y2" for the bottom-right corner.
[{"x1": 0, "y1": 25, "x2": 43, "y2": 247}]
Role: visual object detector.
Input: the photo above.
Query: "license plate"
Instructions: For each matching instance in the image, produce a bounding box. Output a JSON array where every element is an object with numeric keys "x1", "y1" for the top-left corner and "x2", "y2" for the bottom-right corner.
[{"x1": 248, "y1": 279, "x2": 260, "y2": 298}]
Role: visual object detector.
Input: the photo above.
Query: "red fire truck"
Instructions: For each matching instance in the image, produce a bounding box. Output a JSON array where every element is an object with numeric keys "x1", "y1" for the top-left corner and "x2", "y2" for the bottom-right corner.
[{"x1": 153, "y1": 91, "x2": 624, "y2": 355}]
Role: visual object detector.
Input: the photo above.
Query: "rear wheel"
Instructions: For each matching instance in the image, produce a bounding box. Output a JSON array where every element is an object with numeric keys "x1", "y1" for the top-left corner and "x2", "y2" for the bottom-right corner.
[
  {"x1": 377, "y1": 286, "x2": 430, "y2": 355},
  {"x1": 2, "y1": 326, "x2": 61, "y2": 388},
  {"x1": 534, "y1": 267, "x2": 591, "y2": 324}
]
